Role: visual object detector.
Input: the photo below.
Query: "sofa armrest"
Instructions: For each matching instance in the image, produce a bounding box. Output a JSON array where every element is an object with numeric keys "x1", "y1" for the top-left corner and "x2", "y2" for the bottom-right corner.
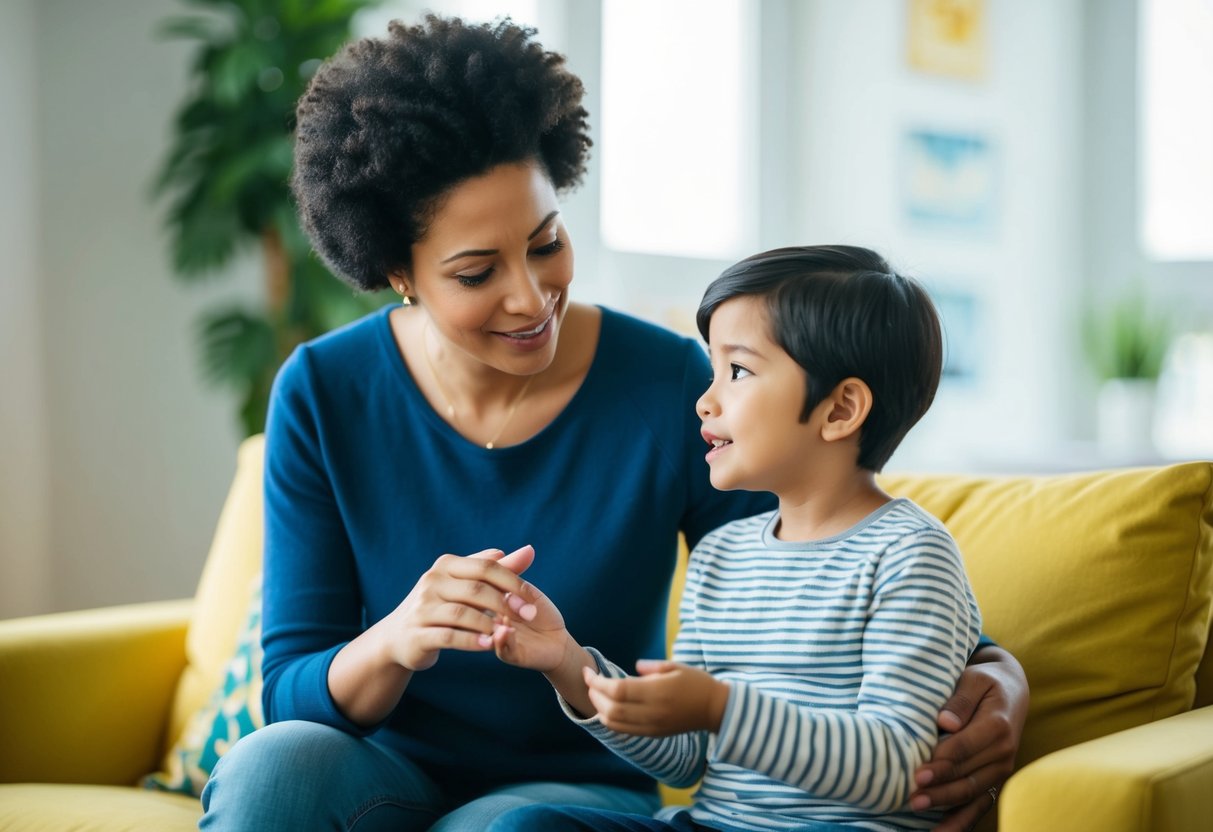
[
  {"x1": 0, "y1": 599, "x2": 193, "y2": 786},
  {"x1": 1000, "y1": 705, "x2": 1213, "y2": 832}
]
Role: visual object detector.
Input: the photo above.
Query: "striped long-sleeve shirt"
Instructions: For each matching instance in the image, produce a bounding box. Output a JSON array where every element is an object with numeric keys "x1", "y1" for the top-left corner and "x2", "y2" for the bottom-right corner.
[{"x1": 564, "y1": 499, "x2": 981, "y2": 831}]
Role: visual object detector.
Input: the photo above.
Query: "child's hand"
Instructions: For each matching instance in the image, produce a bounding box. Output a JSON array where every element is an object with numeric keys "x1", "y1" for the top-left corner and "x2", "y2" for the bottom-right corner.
[
  {"x1": 488, "y1": 577, "x2": 570, "y2": 673},
  {"x1": 581, "y1": 660, "x2": 730, "y2": 736}
]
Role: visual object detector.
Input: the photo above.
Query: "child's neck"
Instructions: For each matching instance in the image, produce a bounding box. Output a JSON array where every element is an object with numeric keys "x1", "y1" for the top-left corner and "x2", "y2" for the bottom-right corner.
[{"x1": 774, "y1": 470, "x2": 890, "y2": 543}]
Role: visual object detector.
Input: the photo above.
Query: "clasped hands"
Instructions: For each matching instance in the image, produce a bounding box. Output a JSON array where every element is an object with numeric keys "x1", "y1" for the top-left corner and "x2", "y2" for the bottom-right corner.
[{"x1": 390, "y1": 544, "x2": 726, "y2": 732}]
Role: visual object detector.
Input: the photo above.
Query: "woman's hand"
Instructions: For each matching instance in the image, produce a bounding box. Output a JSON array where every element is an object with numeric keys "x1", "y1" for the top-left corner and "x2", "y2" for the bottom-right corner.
[
  {"x1": 385, "y1": 545, "x2": 538, "y2": 671},
  {"x1": 581, "y1": 660, "x2": 729, "y2": 736},
  {"x1": 910, "y1": 646, "x2": 1029, "y2": 831},
  {"x1": 328, "y1": 545, "x2": 539, "y2": 727}
]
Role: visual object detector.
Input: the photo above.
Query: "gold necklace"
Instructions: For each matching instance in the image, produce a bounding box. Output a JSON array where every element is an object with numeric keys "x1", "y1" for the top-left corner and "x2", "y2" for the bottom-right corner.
[{"x1": 422, "y1": 321, "x2": 536, "y2": 449}]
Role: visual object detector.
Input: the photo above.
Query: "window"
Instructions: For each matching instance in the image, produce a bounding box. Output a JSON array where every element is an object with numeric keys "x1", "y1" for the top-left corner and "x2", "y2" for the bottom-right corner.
[
  {"x1": 599, "y1": 0, "x2": 758, "y2": 260},
  {"x1": 1139, "y1": 0, "x2": 1213, "y2": 261}
]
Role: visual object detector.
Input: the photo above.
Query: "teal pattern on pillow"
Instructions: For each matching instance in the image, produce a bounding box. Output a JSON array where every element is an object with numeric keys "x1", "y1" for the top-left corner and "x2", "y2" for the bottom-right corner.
[{"x1": 142, "y1": 579, "x2": 264, "y2": 797}]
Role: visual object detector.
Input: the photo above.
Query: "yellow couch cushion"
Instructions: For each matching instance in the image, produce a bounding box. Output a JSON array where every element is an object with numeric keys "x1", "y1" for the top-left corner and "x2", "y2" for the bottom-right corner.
[
  {"x1": 162, "y1": 434, "x2": 266, "y2": 754},
  {"x1": 0, "y1": 784, "x2": 199, "y2": 832},
  {"x1": 1000, "y1": 706, "x2": 1213, "y2": 832},
  {"x1": 878, "y1": 462, "x2": 1213, "y2": 770},
  {"x1": 0, "y1": 600, "x2": 190, "y2": 786}
]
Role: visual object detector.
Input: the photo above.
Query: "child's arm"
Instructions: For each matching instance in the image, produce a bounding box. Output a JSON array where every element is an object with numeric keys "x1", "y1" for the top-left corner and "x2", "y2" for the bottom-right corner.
[
  {"x1": 560, "y1": 650, "x2": 714, "y2": 789},
  {"x1": 495, "y1": 620, "x2": 715, "y2": 788},
  {"x1": 582, "y1": 659, "x2": 728, "y2": 736},
  {"x1": 484, "y1": 570, "x2": 600, "y2": 718},
  {"x1": 713, "y1": 528, "x2": 979, "y2": 813},
  {"x1": 494, "y1": 547, "x2": 719, "y2": 789}
]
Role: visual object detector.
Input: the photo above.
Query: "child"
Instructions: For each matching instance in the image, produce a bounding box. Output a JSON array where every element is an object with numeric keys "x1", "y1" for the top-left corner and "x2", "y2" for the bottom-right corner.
[{"x1": 486, "y1": 245, "x2": 982, "y2": 832}]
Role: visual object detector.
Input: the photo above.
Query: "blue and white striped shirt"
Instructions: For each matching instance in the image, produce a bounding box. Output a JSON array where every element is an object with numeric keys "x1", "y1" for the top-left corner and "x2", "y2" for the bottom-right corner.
[{"x1": 566, "y1": 499, "x2": 981, "y2": 831}]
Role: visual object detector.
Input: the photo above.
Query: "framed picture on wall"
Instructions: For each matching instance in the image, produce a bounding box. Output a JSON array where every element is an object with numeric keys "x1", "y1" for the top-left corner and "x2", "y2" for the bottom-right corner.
[
  {"x1": 901, "y1": 129, "x2": 997, "y2": 236},
  {"x1": 930, "y1": 286, "x2": 982, "y2": 384},
  {"x1": 906, "y1": 0, "x2": 986, "y2": 80}
]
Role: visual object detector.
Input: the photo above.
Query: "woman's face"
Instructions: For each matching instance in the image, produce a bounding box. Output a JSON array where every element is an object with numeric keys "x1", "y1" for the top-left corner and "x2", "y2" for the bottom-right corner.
[{"x1": 403, "y1": 160, "x2": 574, "y2": 377}]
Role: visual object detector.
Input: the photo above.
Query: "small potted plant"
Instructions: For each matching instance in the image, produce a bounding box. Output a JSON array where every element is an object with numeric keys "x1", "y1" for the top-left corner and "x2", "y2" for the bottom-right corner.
[{"x1": 1082, "y1": 284, "x2": 1172, "y2": 457}]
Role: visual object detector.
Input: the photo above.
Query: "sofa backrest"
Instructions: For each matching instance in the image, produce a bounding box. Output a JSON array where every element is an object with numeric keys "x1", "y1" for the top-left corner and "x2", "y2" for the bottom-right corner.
[{"x1": 878, "y1": 463, "x2": 1213, "y2": 769}]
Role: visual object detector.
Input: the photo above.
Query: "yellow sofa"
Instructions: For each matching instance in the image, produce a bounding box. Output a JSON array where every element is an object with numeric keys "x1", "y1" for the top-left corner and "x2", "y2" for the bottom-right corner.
[{"x1": 2, "y1": 434, "x2": 1211, "y2": 831}]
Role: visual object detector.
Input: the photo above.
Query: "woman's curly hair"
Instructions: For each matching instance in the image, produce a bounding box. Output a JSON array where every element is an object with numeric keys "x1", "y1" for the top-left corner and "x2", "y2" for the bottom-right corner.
[{"x1": 292, "y1": 15, "x2": 591, "y2": 290}]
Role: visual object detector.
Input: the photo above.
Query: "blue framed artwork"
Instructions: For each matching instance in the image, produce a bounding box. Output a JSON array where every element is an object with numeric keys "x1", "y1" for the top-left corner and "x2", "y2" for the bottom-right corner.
[
  {"x1": 901, "y1": 130, "x2": 996, "y2": 235},
  {"x1": 931, "y1": 287, "x2": 981, "y2": 383}
]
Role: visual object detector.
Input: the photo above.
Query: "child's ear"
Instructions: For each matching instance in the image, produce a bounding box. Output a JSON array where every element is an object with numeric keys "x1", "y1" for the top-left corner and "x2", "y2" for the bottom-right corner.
[{"x1": 819, "y1": 378, "x2": 873, "y2": 442}]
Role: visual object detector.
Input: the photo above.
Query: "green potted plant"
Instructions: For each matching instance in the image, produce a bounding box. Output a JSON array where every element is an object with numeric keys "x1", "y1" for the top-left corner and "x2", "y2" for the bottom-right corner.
[
  {"x1": 156, "y1": 0, "x2": 389, "y2": 436},
  {"x1": 1082, "y1": 284, "x2": 1172, "y2": 457}
]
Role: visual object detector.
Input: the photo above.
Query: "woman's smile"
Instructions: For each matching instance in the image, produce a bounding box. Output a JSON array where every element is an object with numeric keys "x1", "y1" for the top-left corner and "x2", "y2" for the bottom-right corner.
[{"x1": 490, "y1": 295, "x2": 560, "y2": 352}]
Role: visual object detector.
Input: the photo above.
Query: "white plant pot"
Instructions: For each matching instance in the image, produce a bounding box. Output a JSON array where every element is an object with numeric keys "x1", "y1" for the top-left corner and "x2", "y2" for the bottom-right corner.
[
  {"x1": 1097, "y1": 378, "x2": 1157, "y2": 458},
  {"x1": 1153, "y1": 332, "x2": 1213, "y2": 458}
]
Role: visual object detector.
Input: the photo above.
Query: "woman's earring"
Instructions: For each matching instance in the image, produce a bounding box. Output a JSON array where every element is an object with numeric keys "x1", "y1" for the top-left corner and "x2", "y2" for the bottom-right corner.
[{"x1": 396, "y1": 283, "x2": 413, "y2": 306}]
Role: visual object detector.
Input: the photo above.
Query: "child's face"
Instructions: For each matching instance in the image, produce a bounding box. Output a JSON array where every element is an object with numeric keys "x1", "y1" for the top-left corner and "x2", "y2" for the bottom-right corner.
[{"x1": 696, "y1": 296, "x2": 819, "y2": 494}]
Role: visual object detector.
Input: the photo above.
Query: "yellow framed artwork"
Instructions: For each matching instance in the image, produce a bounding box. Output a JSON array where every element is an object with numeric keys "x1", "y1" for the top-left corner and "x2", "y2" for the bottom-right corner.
[{"x1": 906, "y1": 0, "x2": 986, "y2": 80}]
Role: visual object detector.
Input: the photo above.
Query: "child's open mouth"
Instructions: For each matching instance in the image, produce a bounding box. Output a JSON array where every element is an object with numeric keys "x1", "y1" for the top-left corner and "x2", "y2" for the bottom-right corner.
[{"x1": 703, "y1": 434, "x2": 732, "y2": 462}]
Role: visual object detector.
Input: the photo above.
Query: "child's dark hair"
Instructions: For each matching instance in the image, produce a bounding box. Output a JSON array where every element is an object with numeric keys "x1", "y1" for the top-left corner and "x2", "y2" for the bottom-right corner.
[
  {"x1": 696, "y1": 245, "x2": 943, "y2": 472},
  {"x1": 291, "y1": 15, "x2": 591, "y2": 290}
]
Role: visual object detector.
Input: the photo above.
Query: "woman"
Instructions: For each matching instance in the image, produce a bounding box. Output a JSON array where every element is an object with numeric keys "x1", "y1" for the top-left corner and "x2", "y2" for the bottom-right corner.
[{"x1": 200, "y1": 15, "x2": 1026, "y2": 832}]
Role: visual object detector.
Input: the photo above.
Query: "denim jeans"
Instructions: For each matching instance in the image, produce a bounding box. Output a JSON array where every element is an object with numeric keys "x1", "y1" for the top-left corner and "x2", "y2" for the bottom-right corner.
[
  {"x1": 198, "y1": 720, "x2": 660, "y2": 831},
  {"x1": 484, "y1": 805, "x2": 863, "y2": 832}
]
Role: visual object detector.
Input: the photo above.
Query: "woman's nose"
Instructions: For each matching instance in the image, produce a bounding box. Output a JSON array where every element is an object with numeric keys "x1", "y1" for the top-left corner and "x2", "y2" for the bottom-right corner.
[{"x1": 503, "y1": 263, "x2": 547, "y2": 317}]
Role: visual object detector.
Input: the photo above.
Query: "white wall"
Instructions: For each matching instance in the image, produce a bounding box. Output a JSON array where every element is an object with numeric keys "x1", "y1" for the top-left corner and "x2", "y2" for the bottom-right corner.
[
  {"x1": 0, "y1": 0, "x2": 51, "y2": 617},
  {"x1": 6, "y1": 0, "x2": 257, "y2": 616},
  {"x1": 790, "y1": 0, "x2": 1084, "y2": 471}
]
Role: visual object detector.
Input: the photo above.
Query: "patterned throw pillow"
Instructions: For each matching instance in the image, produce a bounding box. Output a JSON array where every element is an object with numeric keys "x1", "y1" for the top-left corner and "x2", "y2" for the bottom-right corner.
[{"x1": 142, "y1": 580, "x2": 264, "y2": 797}]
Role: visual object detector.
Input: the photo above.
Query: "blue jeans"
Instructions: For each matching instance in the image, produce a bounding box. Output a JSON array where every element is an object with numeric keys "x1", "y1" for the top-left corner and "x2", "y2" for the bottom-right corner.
[
  {"x1": 485, "y1": 805, "x2": 863, "y2": 832},
  {"x1": 198, "y1": 721, "x2": 660, "y2": 831}
]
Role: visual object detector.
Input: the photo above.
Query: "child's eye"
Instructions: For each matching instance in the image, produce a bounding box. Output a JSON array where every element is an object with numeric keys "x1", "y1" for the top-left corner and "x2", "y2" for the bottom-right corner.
[
  {"x1": 456, "y1": 268, "x2": 492, "y2": 287},
  {"x1": 730, "y1": 363, "x2": 752, "y2": 380}
]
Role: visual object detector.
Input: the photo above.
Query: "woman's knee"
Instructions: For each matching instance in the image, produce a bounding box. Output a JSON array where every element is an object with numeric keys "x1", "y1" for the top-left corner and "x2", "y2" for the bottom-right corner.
[
  {"x1": 201, "y1": 722, "x2": 345, "y2": 820},
  {"x1": 201, "y1": 720, "x2": 442, "y2": 831},
  {"x1": 207, "y1": 720, "x2": 348, "y2": 789}
]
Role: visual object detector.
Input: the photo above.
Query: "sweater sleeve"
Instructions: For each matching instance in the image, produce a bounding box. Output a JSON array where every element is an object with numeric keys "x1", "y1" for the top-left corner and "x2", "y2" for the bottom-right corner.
[
  {"x1": 259, "y1": 347, "x2": 380, "y2": 735},
  {"x1": 555, "y1": 548, "x2": 716, "y2": 789},
  {"x1": 711, "y1": 529, "x2": 980, "y2": 812}
]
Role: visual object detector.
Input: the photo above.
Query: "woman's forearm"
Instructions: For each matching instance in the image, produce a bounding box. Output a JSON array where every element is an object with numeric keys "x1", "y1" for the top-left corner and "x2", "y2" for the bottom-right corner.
[{"x1": 327, "y1": 618, "x2": 414, "y2": 728}]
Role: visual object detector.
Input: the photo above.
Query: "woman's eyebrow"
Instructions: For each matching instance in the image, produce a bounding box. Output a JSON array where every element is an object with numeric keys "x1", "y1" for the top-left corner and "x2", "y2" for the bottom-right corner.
[
  {"x1": 440, "y1": 211, "x2": 561, "y2": 264},
  {"x1": 527, "y1": 210, "x2": 559, "y2": 240}
]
